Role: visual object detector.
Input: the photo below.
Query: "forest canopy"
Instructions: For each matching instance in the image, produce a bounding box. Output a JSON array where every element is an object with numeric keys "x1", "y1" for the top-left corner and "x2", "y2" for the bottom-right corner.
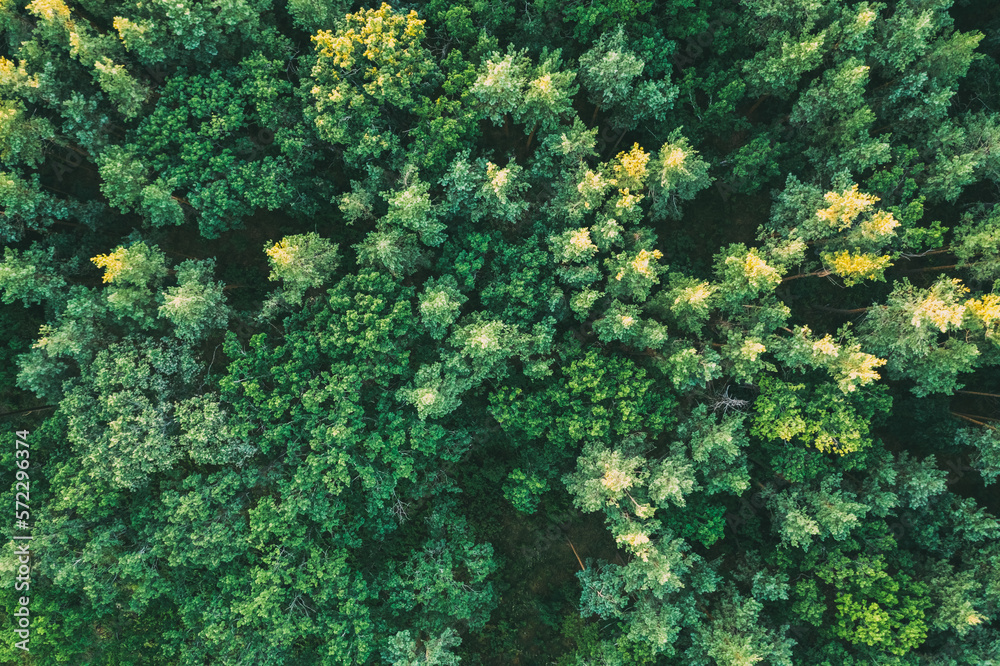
[{"x1": 1, "y1": 0, "x2": 1000, "y2": 663}]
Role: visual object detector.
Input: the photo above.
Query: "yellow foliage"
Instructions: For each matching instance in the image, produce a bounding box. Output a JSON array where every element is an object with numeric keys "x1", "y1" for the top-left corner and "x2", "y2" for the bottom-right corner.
[
  {"x1": 617, "y1": 530, "x2": 651, "y2": 552},
  {"x1": 312, "y1": 4, "x2": 427, "y2": 86},
  {"x1": 31, "y1": 324, "x2": 54, "y2": 350},
  {"x1": 91, "y1": 247, "x2": 128, "y2": 284},
  {"x1": 826, "y1": 251, "x2": 892, "y2": 283},
  {"x1": 569, "y1": 228, "x2": 597, "y2": 253},
  {"x1": 859, "y1": 210, "x2": 900, "y2": 239},
  {"x1": 812, "y1": 335, "x2": 839, "y2": 357},
  {"x1": 266, "y1": 239, "x2": 298, "y2": 267},
  {"x1": 471, "y1": 331, "x2": 496, "y2": 350},
  {"x1": 601, "y1": 466, "x2": 633, "y2": 493},
  {"x1": 911, "y1": 279, "x2": 969, "y2": 332},
  {"x1": 486, "y1": 162, "x2": 511, "y2": 199},
  {"x1": 0, "y1": 58, "x2": 39, "y2": 90},
  {"x1": 616, "y1": 249, "x2": 663, "y2": 281},
  {"x1": 839, "y1": 352, "x2": 886, "y2": 393},
  {"x1": 416, "y1": 388, "x2": 439, "y2": 407},
  {"x1": 662, "y1": 147, "x2": 686, "y2": 169},
  {"x1": 531, "y1": 73, "x2": 553, "y2": 97},
  {"x1": 742, "y1": 250, "x2": 780, "y2": 284},
  {"x1": 479, "y1": 57, "x2": 512, "y2": 89},
  {"x1": 632, "y1": 249, "x2": 663, "y2": 276},
  {"x1": 855, "y1": 8, "x2": 877, "y2": 27},
  {"x1": 742, "y1": 340, "x2": 767, "y2": 361},
  {"x1": 616, "y1": 187, "x2": 643, "y2": 209},
  {"x1": 673, "y1": 282, "x2": 715, "y2": 308},
  {"x1": 966, "y1": 293, "x2": 1000, "y2": 326},
  {"x1": 816, "y1": 184, "x2": 879, "y2": 230},
  {"x1": 577, "y1": 169, "x2": 608, "y2": 198},
  {"x1": 966, "y1": 613, "x2": 986, "y2": 626},
  {"x1": 26, "y1": 0, "x2": 71, "y2": 23},
  {"x1": 612, "y1": 143, "x2": 650, "y2": 189}
]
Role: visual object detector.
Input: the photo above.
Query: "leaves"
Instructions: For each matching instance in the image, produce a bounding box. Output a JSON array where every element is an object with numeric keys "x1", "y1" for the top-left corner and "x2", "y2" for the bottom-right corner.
[{"x1": 4, "y1": 0, "x2": 1000, "y2": 662}]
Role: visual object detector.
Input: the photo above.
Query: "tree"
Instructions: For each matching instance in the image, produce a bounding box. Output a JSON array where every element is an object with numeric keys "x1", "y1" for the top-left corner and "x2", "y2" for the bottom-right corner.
[
  {"x1": 4, "y1": 0, "x2": 1000, "y2": 662},
  {"x1": 789, "y1": 57, "x2": 891, "y2": 174},
  {"x1": 751, "y1": 376, "x2": 890, "y2": 457},
  {"x1": 384, "y1": 628, "x2": 462, "y2": 666},
  {"x1": 0, "y1": 243, "x2": 67, "y2": 306},
  {"x1": 470, "y1": 46, "x2": 578, "y2": 137},
  {"x1": 418, "y1": 275, "x2": 467, "y2": 341},
  {"x1": 60, "y1": 337, "x2": 200, "y2": 490},
  {"x1": 111, "y1": 0, "x2": 274, "y2": 65},
  {"x1": 686, "y1": 587, "x2": 795, "y2": 666},
  {"x1": 264, "y1": 232, "x2": 340, "y2": 306},
  {"x1": 159, "y1": 259, "x2": 229, "y2": 341},
  {"x1": 396, "y1": 362, "x2": 468, "y2": 421},
  {"x1": 309, "y1": 4, "x2": 440, "y2": 168},
  {"x1": 91, "y1": 240, "x2": 168, "y2": 327},
  {"x1": 576, "y1": 26, "x2": 676, "y2": 131},
  {"x1": 860, "y1": 277, "x2": 983, "y2": 396},
  {"x1": 954, "y1": 203, "x2": 1000, "y2": 283},
  {"x1": 380, "y1": 502, "x2": 498, "y2": 636},
  {"x1": 648, "y1": 129, "x2": 713, "y2": 221}
]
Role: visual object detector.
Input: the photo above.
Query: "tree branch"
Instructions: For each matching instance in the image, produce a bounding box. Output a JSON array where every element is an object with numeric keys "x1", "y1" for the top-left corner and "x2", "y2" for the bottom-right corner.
[{"x1": 567, "y1": 539, "x2": 585, "y2": 571}]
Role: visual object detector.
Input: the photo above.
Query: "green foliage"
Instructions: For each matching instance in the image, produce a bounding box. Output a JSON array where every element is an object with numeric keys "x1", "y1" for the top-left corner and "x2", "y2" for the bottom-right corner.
[
  {"x1": 309, "y1": 3, "x2": 473, "y2": 171},
  {"x1": 287, "y1": 0, "x2": 349, "y2": 34},
  {"x1": 111, "y1": 0, "x2": 274, "y2": 65},
  {"x1": 767, "y1": 475, "x2": 871, "y2": 550},
  {"x1": 648, "y1": 129, "x2": 713, "y2": 221},
  {"x1": 92, "y1": 240, "x2": 169, "y2": 327},
  {"x1": 679, "y1": 405, "x2": 751, "y2": 497},
  {"x1": 382, "y1": 174, "x2": 447, "y2": 247},
  {"x1": 381, "y1": 502, "x2": 498, "y2": 634},
  {"x1": 4, "y1": 0, "x2": 1000, "y2": 662},
  {"x1": 751, "y1": 376, "x2": 890, "y2": 456},
  {"x1": 264, "y1": 232, "x2": 340, "y2": 306},
  {"x1": 534, "y1": 0, "x2": 656, "y2": 43},
  {"x1": 0, "y1": 98, "x2": 53, "y2": 167},
  {"x1": 502, "y1": 467, "x2": 549, "y2": 514},
  {"x1": 397, "y1": 361, "x2": 468, "y2": 421},
  {"x1": 860, "y1": 277, "x2": 985, "y2": 396},
  {"x1": 61, "y1": 337, "x2": 201, "y2": 490},
  {"x1": 159, "y1": 258, "x2": 229, "y2": 341},
  {"x1": 818, "y1": 553, "x2": 931, "y2": 656},
  {"x1": 419, "y1": 275, "x2": 468, "y2": 341},
  {"x1": 491, "y1": 348, "x2": 676, "y2": 451},
  {"x1": 957, "y1": 426, "x2": 1000, "y2": 486},
  {"x1": 954, "y1": 203, "x2": 1000, "y2": 283},
  {"x1": 385, "y1": 628, "x2": 462, "y2": 666},
  {"x1": 577, "y1": 26, "x2": 677, "y2": 131},
  {"x1": 470, "y1": 46, "x2": 578, "y2": 134},
  {"x1": 686, "y1": 587, "x2": 795, "y2": 665},
  {"x1": 0, "y1": 171, "x2": 85, "y2": 243},
  {"x1": 0, "y1": 243, "x2": 67, "y2": 306}
]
